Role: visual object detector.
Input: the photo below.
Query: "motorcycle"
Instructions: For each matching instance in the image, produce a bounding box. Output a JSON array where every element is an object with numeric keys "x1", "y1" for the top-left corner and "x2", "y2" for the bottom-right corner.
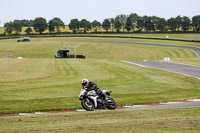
[{"x1": 79, "y1": 89, "x2": 117, "y2": 111}]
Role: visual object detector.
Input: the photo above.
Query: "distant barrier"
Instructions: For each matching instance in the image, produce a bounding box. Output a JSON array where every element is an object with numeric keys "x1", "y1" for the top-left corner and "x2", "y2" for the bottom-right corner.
[{"x1": 1, "y1": 35, "x2": 200, "y2": 43}]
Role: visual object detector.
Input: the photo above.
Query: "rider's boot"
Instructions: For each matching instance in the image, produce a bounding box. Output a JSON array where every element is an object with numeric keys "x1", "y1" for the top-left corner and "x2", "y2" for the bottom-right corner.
[
  {"x1": 96, "y1": 89, "x2": 106, "y2": 100},
  {"x1": 101, "y1": 93, "x2": 108, "y2": 103}
]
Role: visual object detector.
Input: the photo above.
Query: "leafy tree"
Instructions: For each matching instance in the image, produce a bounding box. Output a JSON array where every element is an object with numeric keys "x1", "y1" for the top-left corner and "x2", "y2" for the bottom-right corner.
[
  {"x1": 102, "y1": 19, "x2": 111, "y2": 32},
  {"x1": 91, "y1": 20, "x2": 101, "y2": 32},
  {"x1": 80, "y1": 19, "x2": 91, "y2": 33},
  {"x1": 167, "y1": 17, "x2": 176, "y2": 32},
  {"x1": 151, "y1": 16, "x2": 159, "y2": 31},
  {"x1": 4, "y1": 21, "x2": 22, "y2": 35},
  {"x1": 175, "y1": 15, "x2": 182, "y2": 31},
  {"x1": 69, "y1": 19, "x2": 79, "y2": 33},
  {"x1": 125, "y1": 17, "x2": 132, "y2": 32},
  {"x1": 12, "y1": 21, "x2": 22, "y2": 34},
  {"x1": 157, "y1": 18, "x2": 167, "y2": 32},
  {"x1": 25, "y1": 27, "x2": 33, "y2": 35},
  {"x1": 116, "y1": 14, "x2": 128, "y2": 31},
  {"x1": 33, "y1": 17, "x2": 47, "y2": 34},
  {"x1": 192, "y1": 15, "x2": 200, "y2": 32},
  {"x1": 4, "y1": 22, "x2": 14, "y2": 34},
  {"x1": 150, "y1": 16, "x2": 167, "y2": 32},
  {"x1": 13, "y1": 20, "x2": 33, "y2": 27},
  {"x1": 136, "y1": 17, "x2": 144, "y2": 32},
  {"x1": 182, "y1": 16, "x2": 191, "y2": 32},
  {"x1": 48, "y1": 20, "x2": 55, "y2": 33},
  {"x1": 129, "y1": 13, "x2": 138, "y2": 31},
  {"x1": 129, "y1": 13, "x2": 139, "y2": 24},
  {"x1": 110, "y1": 18, "x2": 115, "y2": 31},
  {"x1": 143, "y1": 16, "x2": 154, "y2": 32},
  {"x1": 114, "y1": 16, "x2": 122, "y2": 32},
  {"x1": 48, "y1": 17, "x2": 64, "y2": 33}
]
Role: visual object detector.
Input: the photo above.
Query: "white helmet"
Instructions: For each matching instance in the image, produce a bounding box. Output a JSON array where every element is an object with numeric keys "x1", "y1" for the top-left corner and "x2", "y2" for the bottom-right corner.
[{"x1": 81, "y1": 79, "x2": 89, "y2": 87}]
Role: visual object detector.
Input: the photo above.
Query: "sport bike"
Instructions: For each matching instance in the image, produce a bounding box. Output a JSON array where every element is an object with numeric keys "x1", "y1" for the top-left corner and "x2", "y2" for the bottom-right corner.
[{"x1": 79, "y1": 89, "x2": 117, "y2": 111}]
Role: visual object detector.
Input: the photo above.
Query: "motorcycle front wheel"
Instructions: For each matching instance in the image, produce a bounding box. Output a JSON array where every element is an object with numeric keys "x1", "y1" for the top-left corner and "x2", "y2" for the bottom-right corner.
[{"x1": 81, "y1": 98, "x2": 95, "y2": 111}]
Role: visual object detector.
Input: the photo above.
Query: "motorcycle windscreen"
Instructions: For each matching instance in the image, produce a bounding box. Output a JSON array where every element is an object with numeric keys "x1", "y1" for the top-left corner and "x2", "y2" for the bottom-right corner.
[{"x1": 79, "y1": 89, "x2": 86, "y2": 98}]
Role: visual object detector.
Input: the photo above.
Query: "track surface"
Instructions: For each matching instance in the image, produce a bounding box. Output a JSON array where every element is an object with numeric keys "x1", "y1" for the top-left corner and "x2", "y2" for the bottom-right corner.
[
  {"x1": 122, "y1": 99, "x2": 200, "y2": 109},
  {"x1": 122, "y1": 61, "x2": 200, "y2": 79},
  {"x1": 1, "y1": 99, "x2": 200, "y2": 117},
  {"x1": 96, "y1": 41, "x2": 200, "y2": 57}
]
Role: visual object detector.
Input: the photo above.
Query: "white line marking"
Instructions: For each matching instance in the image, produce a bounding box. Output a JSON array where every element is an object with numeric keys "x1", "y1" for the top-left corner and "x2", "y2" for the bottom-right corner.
[
  {"x1": 187, "y1": 99, "x2": 200, "y2": 102},
  {"x1": 158, "y1": 69, "x2": 200, "y2": 80},
  {"x1": 167, "y1": 61, "x2": 200, "y2": 68},
  {"x1": 123, "y1": 106, "x2": 134, "y2": 108},
  {"x1": 121, "y1": 60, "x2": 148, "y2": 68},
  {"x1": 76, "y1": 109, "x2": 86, "y2": 112},
  {"x1": 161, "y1": 102, "x2": 186, "y2": 104},
  {"x1": 19, "y1": 113, "x2": 35, "y2": 116},
  {"x1": 35, "y1": 112, "x2": 49, "y2": 115},
  {"x1": 121, "y1": 60, "x2": 200, "y2": 80},
  {"x1": 133, "y1": 105, "x2": 145, "y2": 107},
  {"x1": 189, "y1": 49, "x2": 200, "y2": 58}
]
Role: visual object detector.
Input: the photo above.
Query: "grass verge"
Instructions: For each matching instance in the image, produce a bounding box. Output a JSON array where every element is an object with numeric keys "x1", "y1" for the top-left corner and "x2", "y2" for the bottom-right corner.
[{"x1": 0, "y1": 107, "x2": 200, "y2": 133}]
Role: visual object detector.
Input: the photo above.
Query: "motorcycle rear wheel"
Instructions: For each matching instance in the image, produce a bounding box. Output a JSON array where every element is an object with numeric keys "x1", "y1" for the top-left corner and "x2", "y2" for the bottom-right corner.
[
  {"x1": 105, "y1": 97, "x2": 117, "y2": 110},
  {"x1": 81, "y1": 98, "x2": 95, "y2": 111}
]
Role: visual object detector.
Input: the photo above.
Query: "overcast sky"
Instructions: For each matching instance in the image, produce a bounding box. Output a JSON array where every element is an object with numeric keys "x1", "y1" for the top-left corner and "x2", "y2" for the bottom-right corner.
[{"x1": 0, "y1": 0, "x2": 200, "y2": 27}]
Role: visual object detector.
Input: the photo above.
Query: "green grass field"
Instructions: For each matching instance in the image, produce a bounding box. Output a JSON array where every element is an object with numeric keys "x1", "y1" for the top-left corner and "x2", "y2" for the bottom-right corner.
[
  {"x1": 0, "y1": 107, "x2": 200, "y2": 133},
  {"x1": 0, "y1": 36, "x2": 200, "y2": 132},
  {"x1": 69, "y1": 33, "x2": 200, "y2": 41},
  {"x1": 0, "y1": 37, "x2": 200, "y2": 114},
  {"x1": 0, "y1": 37, "x2": 199, "y2": 58},
  {"x1": 99, "y1": 33, "x2": 200, "y2": 41}
]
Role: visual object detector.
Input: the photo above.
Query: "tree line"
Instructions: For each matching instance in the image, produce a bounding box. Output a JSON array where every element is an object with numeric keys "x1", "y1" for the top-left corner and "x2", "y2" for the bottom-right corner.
[{"x1": 3, "y1": 13, "x2": 200, "y2": 35}]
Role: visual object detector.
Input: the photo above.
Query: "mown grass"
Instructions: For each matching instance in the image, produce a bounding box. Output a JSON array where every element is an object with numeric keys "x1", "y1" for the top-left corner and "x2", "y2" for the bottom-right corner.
[
  {"x1": 172, "y1": 58, "x2": 200, "y2": 66},
  {"x1": 1, "y1": 58, "x2": 200, "y2": 114},
  {"x1": 0, "y1": 107, "x2": 200, "y2": 133},
  {"x1": 0, "y1": 37, "x2": 199, "y2": 59},
  {"x1": 99, "y1": 33, "x2": 200, "y2": 41},
  {"x1": 1, "y1": 36, "x2": 200, "y2": 132},
  {"x1": 0, "y1": 37, "x2": 200, "y2": 115}
]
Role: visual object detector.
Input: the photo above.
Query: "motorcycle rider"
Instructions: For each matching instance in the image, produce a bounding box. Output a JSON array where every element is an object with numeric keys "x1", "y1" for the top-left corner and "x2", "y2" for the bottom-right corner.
[{"x1": 81, "y1": 79, "x2": 107, "y2": 101}]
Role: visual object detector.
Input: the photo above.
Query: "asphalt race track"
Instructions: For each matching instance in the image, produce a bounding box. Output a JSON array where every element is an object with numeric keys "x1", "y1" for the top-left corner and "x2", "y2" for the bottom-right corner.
[
  {"x1": 122, "y1": 60, "x2": 200, "y2": 79},
  {"x1": 96, "y1": 40, "x2": 200, "y2": 79},
  {"x1": 97, "y1": 40, "x2": 200, "y2": 57},
  {"x1": 1, "y1": 98, "x2": 200, "y2": 117},
  {"x1": 122, "y1": 99, "x2": 200, "y2": 110}
]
